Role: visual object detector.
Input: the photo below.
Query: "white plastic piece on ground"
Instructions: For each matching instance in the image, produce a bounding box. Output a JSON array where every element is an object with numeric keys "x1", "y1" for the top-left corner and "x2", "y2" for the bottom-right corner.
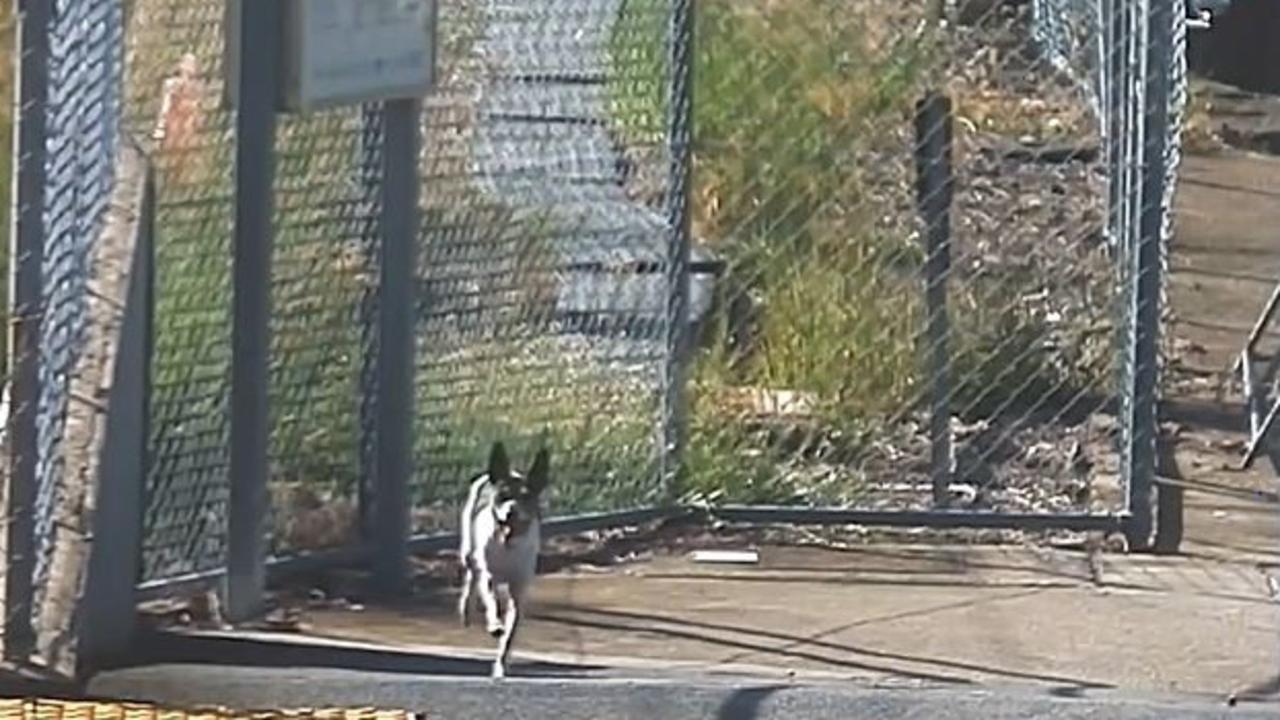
[{"x1": 689, "y1": 549, "x2": 760, "y2": 565}]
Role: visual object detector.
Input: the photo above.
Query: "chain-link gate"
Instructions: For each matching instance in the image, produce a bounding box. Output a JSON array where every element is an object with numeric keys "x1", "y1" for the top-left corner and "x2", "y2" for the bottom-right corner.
[{"x1": 672, "y1": 0, "x2": 1178, "y2": 544}]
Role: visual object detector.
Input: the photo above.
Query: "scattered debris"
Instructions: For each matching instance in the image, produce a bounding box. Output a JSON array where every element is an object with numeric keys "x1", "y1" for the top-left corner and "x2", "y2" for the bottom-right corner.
[
  {"x1": 1215, "y1": 437, "x2": 1246, "y2": 452},
  {"x1": 257, "y1": 606, "x2": 307, "y2": 633}
]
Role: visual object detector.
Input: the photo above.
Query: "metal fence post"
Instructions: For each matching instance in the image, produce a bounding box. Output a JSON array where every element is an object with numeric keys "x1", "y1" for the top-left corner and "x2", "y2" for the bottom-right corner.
[
  {"x1": 913, "y1": 91, "x2": 954, "y2": 509},
  {"x1": 1154, "y1": 0, "x2": 1187, "y2": 555},
  {"x1": 1103, "y1": 0, "x2": 1123, "y2": 255},
  {"x1": 371, "y1": 99, "x2": 419, "y2": 595},
  {"x1": 227, "y1": 0, "x2": 280, "y2": 622},
  {"x1": 1124, "y1": 0, "x2": 1171, "y2": 551},
  {"x1": 660, "y1": 0, "x2": 695, "y2": 502},
  {"x1": 5, "y1": 0, "x2": 52, "y2": 665},
  {"x1": 357, "y1": 104, "x2": 383, "y2": 543}
]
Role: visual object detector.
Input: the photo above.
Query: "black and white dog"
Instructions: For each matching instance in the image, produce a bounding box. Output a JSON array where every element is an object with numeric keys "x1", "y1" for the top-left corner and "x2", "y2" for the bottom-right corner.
[{"x1": 458, "y1": 441, "x2": 550, "y2": 679}]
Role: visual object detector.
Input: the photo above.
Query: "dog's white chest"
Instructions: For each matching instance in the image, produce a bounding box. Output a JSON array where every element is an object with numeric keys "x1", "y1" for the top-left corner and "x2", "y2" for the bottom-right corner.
[{"x1": 473, "y1": 510, "x2": 540, "y2": 585}]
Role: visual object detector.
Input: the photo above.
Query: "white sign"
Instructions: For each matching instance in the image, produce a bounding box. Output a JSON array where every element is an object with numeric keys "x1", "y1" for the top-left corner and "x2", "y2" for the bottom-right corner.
[
  {"x1": 284, "y1": 0, "x2": 436, "y2": 111},
  {"x1": 225, "y1": 0, "x2": 437, "y2": 113}
]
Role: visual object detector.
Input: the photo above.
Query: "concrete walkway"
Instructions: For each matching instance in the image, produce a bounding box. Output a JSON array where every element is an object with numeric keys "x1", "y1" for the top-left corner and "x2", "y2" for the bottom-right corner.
[{"x1": 246, "y1": 539, "x2": 1275, "y2": 698}]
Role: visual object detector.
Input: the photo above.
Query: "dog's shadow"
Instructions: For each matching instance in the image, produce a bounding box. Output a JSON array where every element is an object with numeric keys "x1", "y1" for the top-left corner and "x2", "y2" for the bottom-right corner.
[{"x1": 120, "y1": 628, "x2": 606, "y2": 679}]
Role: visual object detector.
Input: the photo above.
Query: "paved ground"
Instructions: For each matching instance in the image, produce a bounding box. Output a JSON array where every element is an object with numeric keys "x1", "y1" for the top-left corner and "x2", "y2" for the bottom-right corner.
[
  {"x1": 87, "y1": 663, "x2": 1278, "y2": 720},
  {"x1": 186, "y1": 536, "x2": 1271, "y2": 698}
]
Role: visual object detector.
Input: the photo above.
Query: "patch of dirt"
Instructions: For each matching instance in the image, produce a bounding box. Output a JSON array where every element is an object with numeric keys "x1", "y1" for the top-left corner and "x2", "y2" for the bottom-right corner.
[{"x1": 1193, "y1": 80, "x2": 1280, "y2": 157}]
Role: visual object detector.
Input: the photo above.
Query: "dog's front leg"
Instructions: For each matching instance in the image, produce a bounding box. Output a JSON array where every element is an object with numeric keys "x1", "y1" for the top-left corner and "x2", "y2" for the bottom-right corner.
[
  {"x1": 492, "y1": 584, "x2": 522, "y2": 680},
  {"x1": 457, "y1": 559, "x2": 475, "y2": 627},
  {"x1": 477, "y1": 570, "x2": 503, "y2": 637}
]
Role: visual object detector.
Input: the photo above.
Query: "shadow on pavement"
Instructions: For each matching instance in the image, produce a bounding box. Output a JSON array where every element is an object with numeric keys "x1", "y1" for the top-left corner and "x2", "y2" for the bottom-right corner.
[
  {"x1": 533, "y1": 603, "x2": 1114, "y2": 691},
  {"x1": 118, "y1": 629, "x2": 604, "y2": 678},
  {"x1": 714, "y1": 685, "x2": 787, "y2": 720}
]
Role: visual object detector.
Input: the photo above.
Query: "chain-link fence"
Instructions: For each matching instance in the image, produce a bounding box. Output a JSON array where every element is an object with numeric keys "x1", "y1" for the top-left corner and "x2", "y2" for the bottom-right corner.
[
  {"x1": 124, "y1": 1, "x2": 378, "y2": 581},
  {"x1": 123, "y1": 0, "x2": 234, "y2": 583},
  {"x1": 409, "y1": 0, "x2": 680, "y2": 536},
  {"x1": 2, "y1": 0, "x2": 1187, "y2": 678},
  {"x1": 1, "y1": 0, "x2": 127, "y2": 676}
]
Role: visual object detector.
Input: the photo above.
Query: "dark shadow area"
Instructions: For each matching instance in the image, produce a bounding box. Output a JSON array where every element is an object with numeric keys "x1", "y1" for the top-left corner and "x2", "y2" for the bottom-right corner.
[
  {"x1": 1182, "y1": 496, "x2": 1280, "y2": 515},
  {"x1": 1154, "y1": 430, "x2": 1185, "y2": 555},
  {"x1": 717, "y1": 538, "x2": 1137, "y2": 588},
  {"x1": 1163, "y1": 476, "x2": 1280, "y2": 505},
  {"x1": 1173, "y1": 317, "x2": 1255, "y2": 336},
  {"x1": 533, "y1": 602, "x2": 1113, "y2": 691},
  {"x1": 108, "y1": 629, "x2": 604, "y2": 679},
  {"x1": 1170, "y1": 265, "x2": 1280, "y2": 285},
  {"x1": 535, "y1": 611, "x2": 969, "y2": 686},
  {"x1": 1232, "y1": 671, "x2": 1280, "y2": 700},
  {"x1": 0, "y1": 668, "x2": 85, "y2": 699},
  {"x1": 634, "y1": 570, "x2": 1277, "y2": 608},
  {"x1": 755, "y1": 544, "x2": 1096, "y2": 584},
  {"x1": 1182, "y1": 536, "x2": 1280, "y2": 560},
  {"x1": 1188, "y1": 1, "x2": 1280, "y2": 96},
  {"x1": 1179, "y1": 175, "x2": 1280, "y2": 202},
  {"x1": 633, "y1": 571, "x2": 1130, "y2": 592},
  {"x1": 715, "y1": 685, "x2": 786, "y2": 720},
  {"x1": 1048, "y1": 685, "x2": 1088, "y2": 699},
  {"x1": 1161, "y1": 398, "x2": 1247, "y2": 437}
]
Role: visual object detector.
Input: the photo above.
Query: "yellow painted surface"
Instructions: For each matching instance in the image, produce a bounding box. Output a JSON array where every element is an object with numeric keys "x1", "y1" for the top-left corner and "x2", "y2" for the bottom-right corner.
[{"x1": 0, "y1": 700, "x2": 417, "y2": 720}]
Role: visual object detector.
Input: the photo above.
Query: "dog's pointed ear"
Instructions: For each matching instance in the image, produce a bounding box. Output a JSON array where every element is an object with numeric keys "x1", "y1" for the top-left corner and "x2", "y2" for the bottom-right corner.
[
  {"x1": 528, "y1": 447, "x2": 551, "y2": 494},
  {"x1": 488, "y1": 441, "x2": 511, "y2": 481}
]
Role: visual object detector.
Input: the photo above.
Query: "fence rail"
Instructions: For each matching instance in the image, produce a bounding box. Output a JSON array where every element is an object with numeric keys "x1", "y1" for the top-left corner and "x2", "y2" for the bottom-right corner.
[{"x1": 1, "y1": 0, "x2": 1186, "y2": 678}]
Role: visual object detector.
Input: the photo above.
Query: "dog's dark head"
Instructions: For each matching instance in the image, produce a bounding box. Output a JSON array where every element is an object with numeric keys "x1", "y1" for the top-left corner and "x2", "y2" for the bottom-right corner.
[{"x1": 486, "y1": 441, "x2": 551, "y2": 545}]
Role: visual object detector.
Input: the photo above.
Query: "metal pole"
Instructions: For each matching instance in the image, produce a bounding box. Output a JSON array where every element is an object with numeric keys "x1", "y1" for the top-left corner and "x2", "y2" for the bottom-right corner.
[
  {"x1": 1104, "y1": 0, "x2": 1123, "y2": 257},
  {"x1": 660, "y1": 0, "x2": 694, "y2": 502},
  {"x1": 371, "y1": 98, "x2": 418, "y2": 595},
  {"x1": 226, "y1": 0, "x2": 280, "y2": 622},
  {"x1": 5, "y1": 0, "x2": 51, "y2": 664},
  {"x1": 913, "y1": 91, "x2": 954, "y2": 509},
  {"x1": 1125, "y1": 0, "x2": 1170, "y2": 551},
  {"x1": 356, "y1": 104, "x2": 383, "y2": 543}
]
